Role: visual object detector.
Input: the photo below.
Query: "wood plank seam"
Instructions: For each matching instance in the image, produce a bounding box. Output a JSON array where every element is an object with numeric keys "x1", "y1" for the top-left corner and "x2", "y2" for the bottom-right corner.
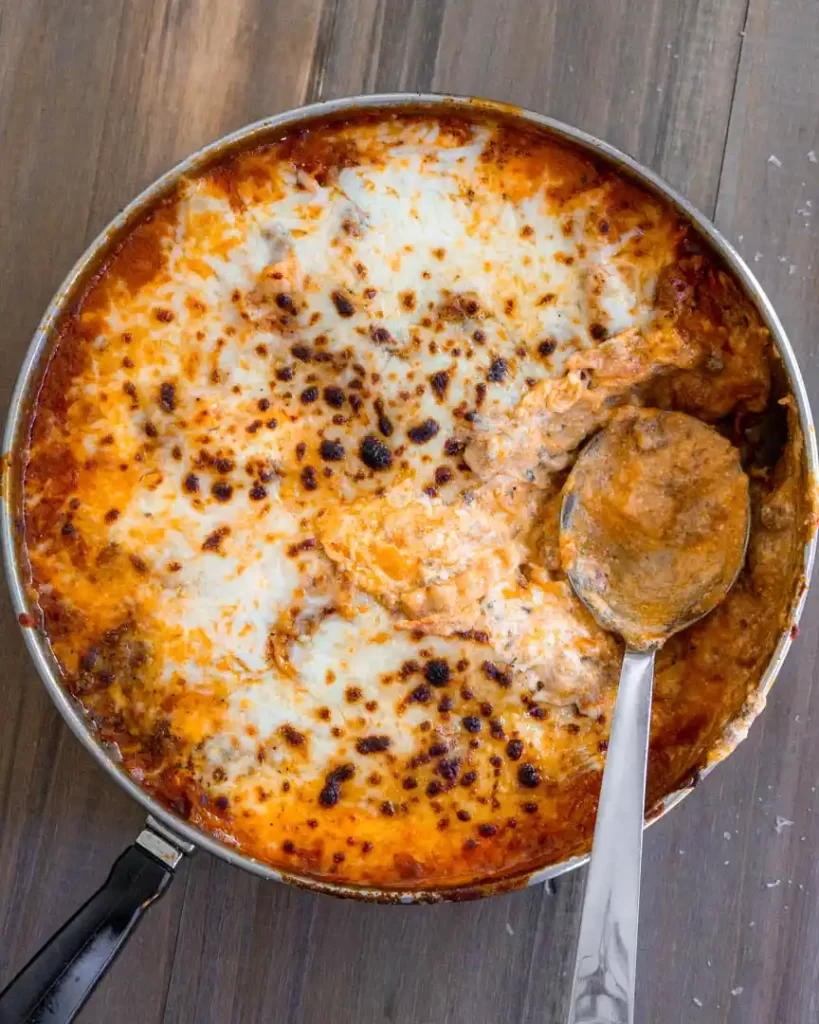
[{"x1": 712, "y1": 0, "x2": 753, "y2": 220}]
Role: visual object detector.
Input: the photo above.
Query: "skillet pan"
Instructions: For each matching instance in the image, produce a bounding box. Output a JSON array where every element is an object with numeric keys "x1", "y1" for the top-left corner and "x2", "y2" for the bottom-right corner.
[{"x1": 1, "y1": 92, "x2": 815, "y2": 1023}]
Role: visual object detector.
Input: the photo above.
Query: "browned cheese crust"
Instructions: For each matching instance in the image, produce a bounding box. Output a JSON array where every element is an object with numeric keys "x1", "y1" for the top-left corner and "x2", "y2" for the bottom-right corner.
[{"x1": 22, "y1": 111, "x2": 811, "y2": 889}]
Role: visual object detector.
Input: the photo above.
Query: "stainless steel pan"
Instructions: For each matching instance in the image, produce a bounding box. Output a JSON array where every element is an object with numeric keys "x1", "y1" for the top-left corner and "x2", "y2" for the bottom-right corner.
[{"x1": 1, "y1": 93, "x2": 815, "y2": 1023}]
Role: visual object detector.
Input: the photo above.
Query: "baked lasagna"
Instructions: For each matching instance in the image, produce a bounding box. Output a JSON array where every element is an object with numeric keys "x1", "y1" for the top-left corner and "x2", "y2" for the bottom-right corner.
[{"x1": 22, "y1": 110, "x2": 810, "y2": 890}]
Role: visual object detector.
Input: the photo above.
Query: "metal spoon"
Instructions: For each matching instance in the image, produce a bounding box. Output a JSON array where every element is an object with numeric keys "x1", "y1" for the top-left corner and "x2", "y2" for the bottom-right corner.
[{"x1": 560, "y1": 408, "x2": 751, "y2": 1024}]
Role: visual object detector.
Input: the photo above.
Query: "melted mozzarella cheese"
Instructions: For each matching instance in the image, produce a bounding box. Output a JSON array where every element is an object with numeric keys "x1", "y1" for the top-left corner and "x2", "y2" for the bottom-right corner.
[{"x1": 25, "y1": 113, "x2": 690, "y2": 885}]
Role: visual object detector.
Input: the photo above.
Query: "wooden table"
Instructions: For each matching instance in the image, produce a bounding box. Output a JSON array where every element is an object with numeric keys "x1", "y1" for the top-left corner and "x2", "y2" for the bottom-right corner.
[{"x1": 1, "y1": 1, "x2": 817, "y2": 1021}]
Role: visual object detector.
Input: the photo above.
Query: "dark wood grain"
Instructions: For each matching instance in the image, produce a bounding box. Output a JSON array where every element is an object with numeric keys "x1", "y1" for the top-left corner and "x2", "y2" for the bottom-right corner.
[
  {"x1": 636, "y1": 0, "x2": 819, "y2": 1021},
  {"x1": 1, "y1": 1, "x2": 817, "y2": 1022}
]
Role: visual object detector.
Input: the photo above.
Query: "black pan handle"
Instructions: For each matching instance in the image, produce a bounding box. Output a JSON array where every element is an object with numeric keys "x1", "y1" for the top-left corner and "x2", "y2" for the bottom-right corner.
[{"x1": 0, "y1": 820, "x2": 190, "y2": 1024}]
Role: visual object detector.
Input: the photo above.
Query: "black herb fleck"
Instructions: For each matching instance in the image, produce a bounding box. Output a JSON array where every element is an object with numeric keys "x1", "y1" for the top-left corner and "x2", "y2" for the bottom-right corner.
[
  {"x1": 332, "y1": 291, "x2": 355, "y2": 317},
  {"x1": 319, "y1": 763, "x2": 356, "y2": 807},
  {"x1": 538, "y1": 338, "x2": 557, "y2": 357},
  {"x1": 374, "y1": 398, "x2": 393, "y2": 437},
  {"x1": 437, "y1": 758, "x2": 461, "y2": 782},
  {"x1": 211, "y1": 481, "x2": 233, "y2": 502},
  {"x1": 359, "y1": 435, "x2": 393, "y2": 471},
  {"x1": 506, "y1": 739, "x2": 524, "y2": 761},
  {"x1": 319, "y1": 439, "x2": 345, "y2": 462},
  {"x1": 518, "y1": 763, "x2": 541, "y2": 788},
  {"x1": 482, "y1": 661, "x2": 512, "y2": 687},
  {"x1": 424, "y1": 659, "x2": 450, "y2": 686},
  {"x1": 356, "y1": 735, "x2": 392, "y2": 755},
  {"x1": 370, "y1": 325, "x2": 394, "y2": 345},
  {"x1": 301, "y1": 466, "x2": 318, "y2": 491},
  {"x1": 487, "y1": 358, "x2": 508, "y2": 383},
  {"x1": 430, "y1": 371, "x2": 450, "y2": 399},
  {"x1": 407, "y1": 419, "x2": 440, "y2": 445},
  {"x1": 159, "y1": 382, "x2": 176, "y2": 412},
  {"x1": 323, "y1": 385, "x2": 345, "y2": 408}
]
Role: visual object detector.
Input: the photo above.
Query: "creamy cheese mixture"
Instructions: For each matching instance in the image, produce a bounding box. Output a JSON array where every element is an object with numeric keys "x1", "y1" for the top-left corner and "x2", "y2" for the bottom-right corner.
[{"x1": 24, "y1": 113, "x2": 795, "y2": 888}]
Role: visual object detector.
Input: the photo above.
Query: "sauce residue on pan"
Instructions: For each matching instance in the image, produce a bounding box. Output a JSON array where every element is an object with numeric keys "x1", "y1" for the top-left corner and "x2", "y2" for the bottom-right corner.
[{"x1": 22, "y1": 110, "x2": 810, "y2": 888}]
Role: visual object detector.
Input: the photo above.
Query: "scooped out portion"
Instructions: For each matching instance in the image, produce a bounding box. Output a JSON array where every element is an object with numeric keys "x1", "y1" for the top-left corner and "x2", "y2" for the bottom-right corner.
[{"x1": 560, "y1": 409, "x2": 750, "y2": 650}]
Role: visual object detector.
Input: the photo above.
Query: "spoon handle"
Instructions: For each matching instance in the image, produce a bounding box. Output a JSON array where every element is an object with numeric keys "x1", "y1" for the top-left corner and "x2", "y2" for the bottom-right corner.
[{"x1": 566, "y1": 648, "x2": 656, "y2": 1024}]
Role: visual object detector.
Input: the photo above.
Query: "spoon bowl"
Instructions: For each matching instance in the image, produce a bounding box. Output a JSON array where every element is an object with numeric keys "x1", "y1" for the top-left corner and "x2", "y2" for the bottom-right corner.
[{"x1": 561, "y1": 408, "x2": 751, "y2": 650}]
